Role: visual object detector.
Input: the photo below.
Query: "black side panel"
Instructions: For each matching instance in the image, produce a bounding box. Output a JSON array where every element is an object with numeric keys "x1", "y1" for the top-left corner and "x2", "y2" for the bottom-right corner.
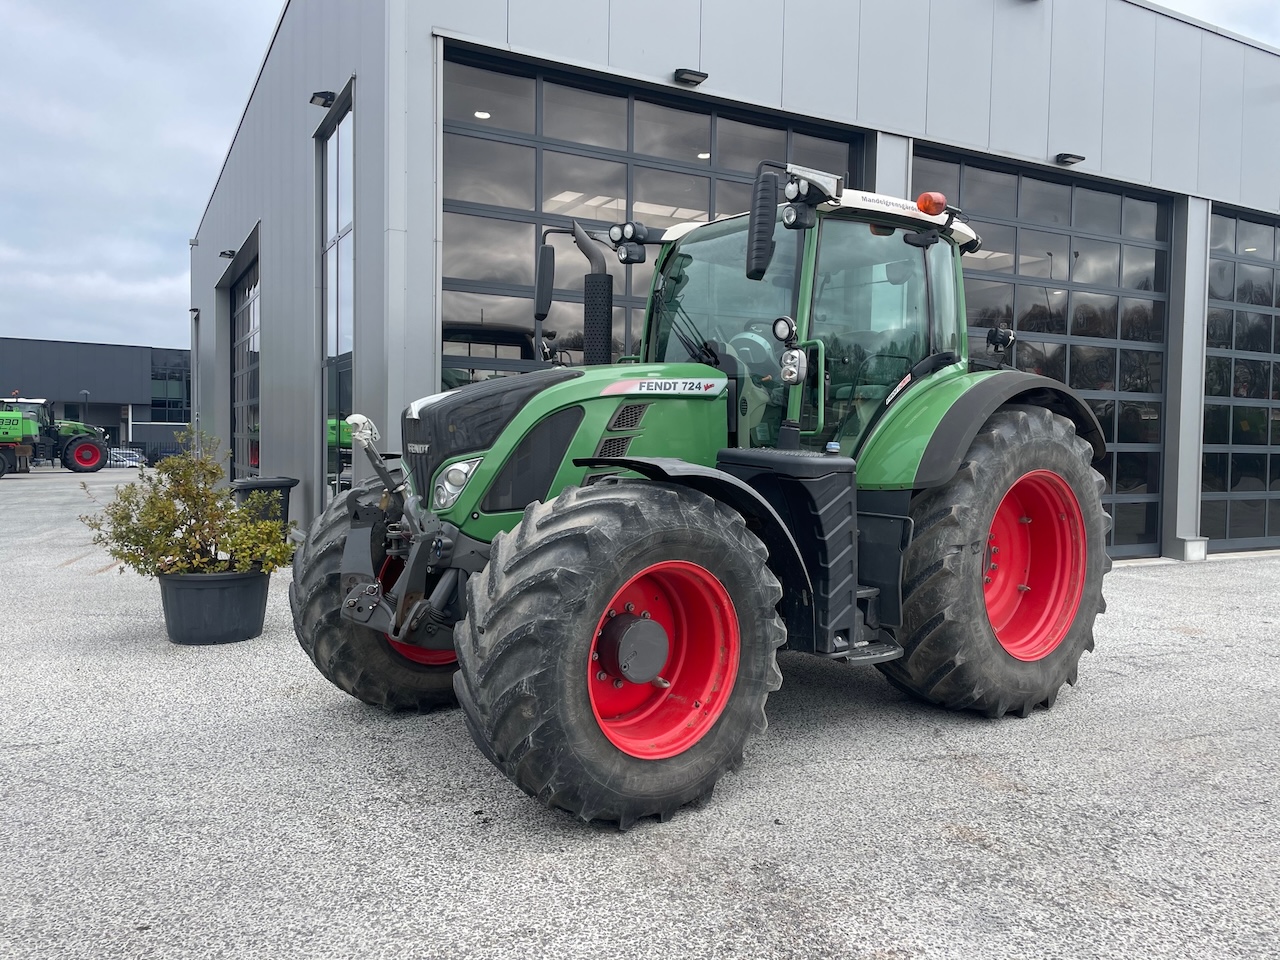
[
  {"x1": 915, "y1": 372, "x2": 1106, "y2": 488},
  {"x1": 716, "y1": 448, "x2": 859, "y2": 652},
  {"x1": 575, "y1": 455, "x2": 817, "y2": 652},
  {"x1": 482, "y1": 406, "x2": 585, "y2": 513},
  {"x1": 856, "y1": 489, "x2": 911, "y2": 627}
]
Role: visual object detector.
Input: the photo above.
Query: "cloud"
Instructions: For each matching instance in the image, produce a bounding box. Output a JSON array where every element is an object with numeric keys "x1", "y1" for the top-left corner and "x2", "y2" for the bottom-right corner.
[
  {"x1": 0, "y1": 0, "x2": 280, "y2": 350},
  {"x1": 1158, "y1": 0, "x2": 1280, "y2": 45}
]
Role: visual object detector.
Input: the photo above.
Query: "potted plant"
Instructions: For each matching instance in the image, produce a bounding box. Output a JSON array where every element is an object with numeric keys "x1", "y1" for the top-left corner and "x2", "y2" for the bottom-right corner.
[{"x1": 81, "y1": 431, "x2": 295, "y2": 645}]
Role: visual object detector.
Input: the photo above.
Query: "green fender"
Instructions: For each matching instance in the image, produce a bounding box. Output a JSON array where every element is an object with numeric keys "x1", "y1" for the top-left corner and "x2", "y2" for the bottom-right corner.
[{"x1": 856, "y1": 368, "x2": 1106, "y2": 490}]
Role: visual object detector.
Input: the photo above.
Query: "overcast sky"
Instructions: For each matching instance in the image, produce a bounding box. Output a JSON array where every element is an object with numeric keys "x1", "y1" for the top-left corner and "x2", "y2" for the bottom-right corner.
[{"x1": 0, "y1": 0, "x2": 1277, "y2": 352}]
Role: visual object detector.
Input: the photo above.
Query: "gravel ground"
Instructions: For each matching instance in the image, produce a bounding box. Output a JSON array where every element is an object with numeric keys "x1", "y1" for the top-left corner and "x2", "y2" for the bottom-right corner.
[{"x1": 1, "y1": 468, "x2": 1277, "y2": 960}]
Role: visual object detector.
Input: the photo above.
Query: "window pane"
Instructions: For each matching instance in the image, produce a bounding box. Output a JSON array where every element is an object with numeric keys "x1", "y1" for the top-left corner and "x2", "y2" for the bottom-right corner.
[
  {"x1": 337, "y1": 112, "x2": 353, "y2": 233},
  {"x1": 1210, "y1": 214, "x2": 1235, "y2": 255},
  {"x1": 790, "y1": 133, "x2": 847, "y2": 177},
  {"x1": 1272, "y1": 454, "x2": 1280, "y2": 491},
  {"x1": 1122, "y1": 246, "x2": 1163, "y2": 291},
  {"x1": 443, "y1": 135, "x2": 535, "y2": 209},
  {"x1": 1123, "y1": 197, "x2": 1160, "y2": 240},
  {"x1": 1015, "y1": 285, "x2": 1067, "y2": 334},
  {"x1": 963, "y1": 221, "x2": 1015, "y2": 273},
  {"x1": 1202, "y1": 453, "x2": 1227, "y2": 492},
  {"x1": 963, "y1": 278, "x2": 1013, "y2": 328},
  {"x1": 1237, "y1": 220, "x2": 1275, "y2": 260},
  {"x1": 1271, "y1": 501, "x2": 1280, "y2": 536},
  {"x1": 633, "y1": 167, "x2": 710, "y2": 227},
  {"x1": 1273, "y1": 361, "x2": 1280, "y2": 400},
  {"x1": 1116, "y1": 452, "x2": 1159, "y2": 494},
  {"x1": 1075, "y1": 187, "x2": 1121, "y2": 234},
  {"x1": 443, "y1": 62, "x2": 534, "y2": 133},
  {"x1": 325, "y1": 134, "x2": 338, "y2": 243},
  {"x1": 1235, "y1": 263, "x2": 1274, "y2": 306},
  {"x1": 1089, "y1": 399, "x2": 1115, "y2": 443},
  {"x1": 1113, "y1": 503, "x2": 1158, "y2": 546},
  {"x1": 714, "y1": 179, "x2": 753, "y2": 218},
  {"x1": 1072, "y1": 237, "x2": 1121, "y2": 287},
  {"x1": 717, "y1": 118, "x2": 785, "y2": 174},
  {"x1": 634, "y1": 101, "x2": 709, "y2": 163},
  {"x1": 1118, "y1": 401, "x2": 1161, "y2": 443},
  {"x1": 441, "y1": 213, "x2": 534, "y2": 285},
  {"x1": 1120, "y1": 298, "x2": 1164, "y2": 343},
  {"x1": 1208, "y1": 259, "x2": 1235, "y2": 301},
  {"x1": 1201, "y1": 500, "x2": 1227, "y2": 539},
  {"x1": 1229, "y1": 500, "x2": 1266, "y2": 539},
  {"x1": 1206, "y1": 308, "x2": 1232, "y2": 348},
  {"x1": 962, "y1": 166, "x2": 1017, "y2": 218},
  {"x1": 1233, "y1": 358, "x2": 1268, "y2": 399},
  {"x1": 1205, "y1": 355, "x2": 1230, "y2": 397},
  {"x1": 325, "y1": 245, "x2": 338, "y2": 358},
  {"x1": 543, "y1": 83, "x2": 626, "y2": 149},
  {"x1": 1232, "y1": 405, "x2": 1268, "y2": 444},
  {"x1": 441, "y1": 291, "x2": 534, "y2": 333},
  {"x1": 1070, "y1": 292, "x2": 1119, "y2": 339},
  {"x1": 1018, "y1": 229, "x2": 1070, "y2": 280},
  {"x1": 542, "y1": 151, "x2": 626, "y2": 221},
  {"x1": 337, "y1": 232, "x2": 353, "y2": 356},
  {"x1": 1203, "y1": 404, "x2": 1230, "y2": 444},
  {"x1": 1019, "y1": 177, "x2": 1071, "y2": 225},
  {"x1": 912, "y1": 157, "x2": 960, "y2": 201},
  {"x1": 1070, "y1": 344, "x2": 1114, "y2": 390},
  {"x1": 1231, "y1": 453, "x2": 1267, "y2": 491},
  {"x1": 1234, "y1": 312, "x2": 1271, "y2": 353},
  {"x1": 1014, "y1": 338, "x2": 1066, "y2": 382},
  {"x1": 1119, "y1": 349, "x2": 1161, "y2": 393}
]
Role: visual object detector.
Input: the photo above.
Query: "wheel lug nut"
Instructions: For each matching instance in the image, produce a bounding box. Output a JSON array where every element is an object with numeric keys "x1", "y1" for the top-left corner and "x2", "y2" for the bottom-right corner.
[
  {"x1": 591, "y1": 651, "x2": 599, "y2": 661},
  {"x1": 612, "y1": 679, "x2": 624, "y2": 689},
  {"x1": 596, "y1": 671, "x2": 609, "y2": 681},
  {"x1": 624, "y1": 602, "x2": 635, "y2": 613},
  {"x1": 984, "y1": 576, "x2": 992, "y2": 584}
]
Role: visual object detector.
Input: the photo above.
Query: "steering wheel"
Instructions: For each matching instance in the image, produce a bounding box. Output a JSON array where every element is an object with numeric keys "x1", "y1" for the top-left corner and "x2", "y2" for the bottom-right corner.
[{"x1": 727, "y1": 330, "x2": 779, "y2": 374}]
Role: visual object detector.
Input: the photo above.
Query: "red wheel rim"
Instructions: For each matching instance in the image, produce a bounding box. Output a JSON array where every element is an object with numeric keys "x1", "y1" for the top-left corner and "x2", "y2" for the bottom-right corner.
[
  {"x1": 379, "y1": 558, "x2": 457, "y2": 666},
  {"x1": 984, "y1": 470, "x2": 1086, "y2": 661},
  {"x1": 74, "y1": 443, "x2": 101, "y2": 468},
  {"x1": 588, "y1": 560, "x2": 740, "y2": 760}
]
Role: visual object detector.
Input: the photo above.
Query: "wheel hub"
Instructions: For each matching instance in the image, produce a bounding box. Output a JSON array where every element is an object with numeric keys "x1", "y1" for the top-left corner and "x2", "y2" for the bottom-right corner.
[{"x1": 598, "y1": 613, "x2": 669, "y2": 684}]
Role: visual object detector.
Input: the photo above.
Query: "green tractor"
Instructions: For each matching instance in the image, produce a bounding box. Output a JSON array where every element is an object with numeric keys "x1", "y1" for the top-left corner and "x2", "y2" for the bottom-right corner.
[
  {"x1": 291, "y1": 162, "x2": 1110, "y2": 827},
  {"x1": 0, "y1": 398, "x2": 108, "y2": 477}
]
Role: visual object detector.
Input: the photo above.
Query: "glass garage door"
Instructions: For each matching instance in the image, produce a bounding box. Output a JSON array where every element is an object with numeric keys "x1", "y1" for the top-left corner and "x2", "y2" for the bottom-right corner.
[
  {"x1": 913, "y1": 153, "x2": 1171, "y2": 558},
  {"x1": 1201, "y1": 210, "x2": 1280, "y2": 550},
  {"x1": 440, "y1": 50, "x2": 860, "y2": 385}
]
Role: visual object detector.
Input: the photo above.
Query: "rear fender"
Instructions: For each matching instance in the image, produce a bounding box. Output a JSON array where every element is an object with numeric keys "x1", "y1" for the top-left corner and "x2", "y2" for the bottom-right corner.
[
  {"x1": 576, "y1": 455, "x2": 818, "y2": 652},
  {"x1": 857, "y1": 370, "x2": 1105, "y2": 489}
]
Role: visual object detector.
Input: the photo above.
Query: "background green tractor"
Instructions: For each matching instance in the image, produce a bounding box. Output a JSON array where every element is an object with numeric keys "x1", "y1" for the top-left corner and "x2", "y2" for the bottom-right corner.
[
  {"x1": 291, "y1": 162, "x2": 1110, "y2": 827},
  {"x1": 0, "y1": 398, "x2": 108, "y2": 477}
]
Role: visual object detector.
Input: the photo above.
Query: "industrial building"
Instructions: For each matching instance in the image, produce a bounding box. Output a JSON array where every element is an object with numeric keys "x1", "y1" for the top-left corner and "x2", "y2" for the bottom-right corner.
[{"x1": 191, "y1": 0, "x2": 1280, "y2": 559}]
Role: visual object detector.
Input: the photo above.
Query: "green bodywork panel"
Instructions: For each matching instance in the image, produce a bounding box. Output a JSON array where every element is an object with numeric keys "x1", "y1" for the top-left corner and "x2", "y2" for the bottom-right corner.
[
  {"x1": 854, "y1": 366, "x2": 1000, "y2": 489},
  {"x1": 434, "y1": 363, "x2": 729, "y2": 543},
  {"x1": 326, "y1": 418, "x2": 352, "y2": 449},
  {"x1": 56, "y1": 419, "x2": 102, "y2": 441}
]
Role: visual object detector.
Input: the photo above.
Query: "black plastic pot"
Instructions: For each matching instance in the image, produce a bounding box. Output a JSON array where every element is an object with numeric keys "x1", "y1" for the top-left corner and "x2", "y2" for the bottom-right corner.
[
  {"x1": 157, "y1": 570, "x2": 270, "y2": 645},
  {"x1": 231, "y1": 476, "x2": 299, "y2": 535}
]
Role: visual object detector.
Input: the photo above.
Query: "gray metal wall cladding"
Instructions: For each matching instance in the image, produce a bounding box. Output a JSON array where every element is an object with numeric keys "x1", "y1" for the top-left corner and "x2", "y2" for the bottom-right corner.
[{"x1": 0, "y1": 338, "x2": 153, "y2": 404}]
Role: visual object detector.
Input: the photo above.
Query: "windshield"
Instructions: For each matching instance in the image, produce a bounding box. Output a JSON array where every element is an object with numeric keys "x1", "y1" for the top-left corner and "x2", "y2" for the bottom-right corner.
[{"x1": 645, "y1": 213, "x2": 799, "y2": 367}]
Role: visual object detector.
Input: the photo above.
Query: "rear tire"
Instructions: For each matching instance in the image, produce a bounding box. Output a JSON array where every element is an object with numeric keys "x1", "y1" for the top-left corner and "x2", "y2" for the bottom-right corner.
[
  {"x1": 877, "y1": 406, "x2": 1110, "y2": 718},
  {"x1": 63, "y1": 436, "x2": 106, "y2": 473},
  {"x1": 290, "y1": 475, "x2": 458, "y2": 711},
  {"x1": 453, "y1": 481, "x2": 785, "y2": 828}
]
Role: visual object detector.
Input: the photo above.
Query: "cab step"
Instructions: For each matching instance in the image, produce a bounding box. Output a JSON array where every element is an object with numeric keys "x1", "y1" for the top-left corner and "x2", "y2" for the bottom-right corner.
[{"x1": 841, "y1": 637, "x2": 904, "y2": 665}]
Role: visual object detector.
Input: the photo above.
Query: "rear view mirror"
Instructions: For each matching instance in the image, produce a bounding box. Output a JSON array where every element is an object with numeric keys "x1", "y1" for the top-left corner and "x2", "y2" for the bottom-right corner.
[
  {"x1": 746, "y1": 171, "x2": 778, "y2": 281},
  {"x1": 534, "y1": 244, "x2": 555, "y2": 321}
]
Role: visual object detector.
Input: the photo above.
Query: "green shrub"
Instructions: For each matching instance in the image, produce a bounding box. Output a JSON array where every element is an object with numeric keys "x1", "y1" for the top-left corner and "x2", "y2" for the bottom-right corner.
[{"x1": 81, "y1": 431, "x2": 295, "y2": 577}]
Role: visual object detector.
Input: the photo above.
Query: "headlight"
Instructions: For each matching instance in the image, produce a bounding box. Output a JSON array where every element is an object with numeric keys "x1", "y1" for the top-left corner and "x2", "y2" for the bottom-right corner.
[{"x1": 433, "y1": 457, "x2": 482, "y2": 510}]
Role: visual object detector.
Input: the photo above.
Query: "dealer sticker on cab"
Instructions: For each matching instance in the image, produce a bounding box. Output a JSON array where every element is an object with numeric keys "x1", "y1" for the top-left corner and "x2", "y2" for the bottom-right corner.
[{"x1": 602, "y1": 377, "x2": 727, "y2": 397}]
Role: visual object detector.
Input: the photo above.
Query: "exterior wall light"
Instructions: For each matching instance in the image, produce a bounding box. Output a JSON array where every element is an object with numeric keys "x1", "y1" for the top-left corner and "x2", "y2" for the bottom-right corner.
[
  {"x1": 673, "y1": 68, "x2": 708, "y2": 86},
  {"x1": 1055, "y1": 153, "x2": 1086, "y2": 166},
  {"x1": 310, "y1": 91, "x2": 336, "y2": 108},
  {"x1": 219, "y1": 250, "x2": 236, "y2": 259}
]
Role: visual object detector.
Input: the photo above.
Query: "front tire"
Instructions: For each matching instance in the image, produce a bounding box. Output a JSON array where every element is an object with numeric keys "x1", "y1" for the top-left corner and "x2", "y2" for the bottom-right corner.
[
  {"x1": 290, "y1": 476, "x2": 458, "y2": 711},
  {"x1": 453, "y1": 481, "x2": 785, "y2": 828},
  {"x1": 878, "y1": 406, "x2": 1110, "y2": 718},
  {"x1": 63, "y1": 436, "x2": 106, "y2": 472}
]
